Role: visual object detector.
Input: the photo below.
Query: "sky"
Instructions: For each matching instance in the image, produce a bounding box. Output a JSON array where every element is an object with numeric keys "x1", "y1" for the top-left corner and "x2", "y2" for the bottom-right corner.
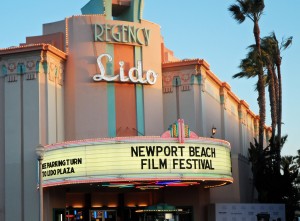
[{"x1": 0, "y1": 0, "x2": 299, "y2": 156}]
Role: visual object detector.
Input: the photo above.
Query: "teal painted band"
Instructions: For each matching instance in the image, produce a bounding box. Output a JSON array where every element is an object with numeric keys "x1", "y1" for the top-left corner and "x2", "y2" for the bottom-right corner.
[
  {"x1": 107, "y1": 83, "x2": 116, "y2": 137},
  {"x1": 114, "y1": 0, "x2": 143, "y2": 22},
  {"x1": 104, "y1": 0, "x2": 113, "y2": 20},
  {"x1": 136, "y1": 84, "x2": 144, "y2": 136},
  {"x1": 106, "y1": 44, "x2": 116, "y2": 137},
  {"x1": 2, "y1": 65, "x2": 7, "y2": 76},
  {"x1": 35, "y1": 61, "x2": 40, "y2": 73},
  {"x1": 131, "y1": 0, "x2": 140, "y2": 22},
  {"x1": 42, "y1": 62, "x2": 48, "y2": 74},
  {"x1": 198, "y1": 75, "x2": 203, "y2": 85},
  {"x1": 135, "y1": 47, "x2": 144, "y2": 135},
  {"x1": 81, "y1": 0, "x2": 105, "y2": 15},
  {"x1": 172, "y1": 76, "x2": 181, "y2": 86},
  {"x1": 81, "y1": 0, "x2": 112, "y2": 19},
  {"x1": 17, "y1": 63, "x2": 26, "y2": 74}
]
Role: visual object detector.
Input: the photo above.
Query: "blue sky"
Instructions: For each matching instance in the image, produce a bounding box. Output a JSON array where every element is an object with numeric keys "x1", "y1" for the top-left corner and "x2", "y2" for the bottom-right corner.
[{"x1": 1, "y1": 0, "x2": 299, "y2": 156}]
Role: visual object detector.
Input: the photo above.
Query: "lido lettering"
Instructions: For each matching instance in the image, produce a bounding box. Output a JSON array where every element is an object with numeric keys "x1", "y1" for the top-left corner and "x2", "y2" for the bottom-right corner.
[{"x1": 93, "y1": 53, "x2": 158, "y2": 85}]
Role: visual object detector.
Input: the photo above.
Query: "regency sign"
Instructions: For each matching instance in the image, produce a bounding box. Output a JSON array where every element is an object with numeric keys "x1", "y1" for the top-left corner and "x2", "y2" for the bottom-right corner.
[
  {"x1": 93, "y1": 53, "x2": 158, "y2": 85},
  {"x1": 41, "y1": 141, "x2": 232, "y2": 187},
  {"x1": 94, "y1": 23, "x2": 151, "y2": 46}
]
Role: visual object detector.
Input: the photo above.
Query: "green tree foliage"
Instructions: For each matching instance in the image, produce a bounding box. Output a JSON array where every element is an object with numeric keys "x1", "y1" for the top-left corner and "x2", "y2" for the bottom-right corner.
[{"x1": 249, "y1": 138, "x2": 299, "y2": 221}]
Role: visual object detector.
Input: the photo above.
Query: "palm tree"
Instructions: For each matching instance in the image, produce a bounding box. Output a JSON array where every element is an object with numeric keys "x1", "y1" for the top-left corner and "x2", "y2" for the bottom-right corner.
[
  {"x1": 267, "y1": 33, "x2": 292, "y2": 148},
  {"x1": 260, "y1": 33, "x2": 292, "y2": 173},
  {"x1": 234, "y1": 34, "x2": 292, "y2": 174},
  {"x1": 260, "y1": 36, "x2": 278, "y2": 144},
  {"x1": 233, "y1": 42, "x2": 277, "y2": 144},
  {"x1": 229, "y1": 0, "x2": 266, "y2": 152}
]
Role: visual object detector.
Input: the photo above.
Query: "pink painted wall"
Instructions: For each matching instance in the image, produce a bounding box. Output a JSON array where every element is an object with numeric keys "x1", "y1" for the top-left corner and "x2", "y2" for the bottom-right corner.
[
  {"x1": 114, "y1": 44, "x2": 137, "y2": 136},
  {"x1": 42, "y1": 15, "x2": 163, "y2": 140},
  {"x1": 140, "y1": 20, "x2": 164, "y2": 134}
]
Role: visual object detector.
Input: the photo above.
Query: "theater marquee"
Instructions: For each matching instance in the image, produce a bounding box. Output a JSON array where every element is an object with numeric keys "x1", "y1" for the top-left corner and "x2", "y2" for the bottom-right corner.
[{"x1": 42, "y1": 138, "x2": 233, "y2": 187}]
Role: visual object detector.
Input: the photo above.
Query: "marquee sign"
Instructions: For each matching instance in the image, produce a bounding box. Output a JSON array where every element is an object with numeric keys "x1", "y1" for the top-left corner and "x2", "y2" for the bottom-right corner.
[{"x1": 42, "y1": 138, "x2": 232, "y2": 188}]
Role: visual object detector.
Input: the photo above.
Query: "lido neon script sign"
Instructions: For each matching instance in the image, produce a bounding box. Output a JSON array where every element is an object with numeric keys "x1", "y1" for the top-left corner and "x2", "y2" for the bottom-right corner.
[{"x1": 93, "y1": 54, "x2": 158, "y2": 85}]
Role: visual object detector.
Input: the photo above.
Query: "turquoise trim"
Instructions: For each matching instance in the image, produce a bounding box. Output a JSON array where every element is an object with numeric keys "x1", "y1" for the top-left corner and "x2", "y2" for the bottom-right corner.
[
  {"x1": 172, "y1": 76, "x2": 181, "y2": 86},
  {"x1": 81, "y1": 0, "x2": 144, "y2": 22},
  {"x1": 17, "y1": 63, "x2": 26, "y2": 74},
  {"x1": 1, "y1": 65, "x2": 7, "y2": 76},
  {"x1": 107, "y1": 83, "x2": 116, "y2": 137},
  {"x1": 81, "y1": 0, "x2": 112, "y2": 19},
  {"x1": 42, "y1": 62, "x2": 48, "y2": 74},
  {"x1": 190, "y1": 75, "x2": 195, "y2": 85},
  {"x1": 35, "y1": 61, "x2": 40, "y2": 73},
  {"x1": 106, "y1": 44, "x2": 116, "y2": 137},
  {"x1": 139, "y1": 0, "x2": 144, "y2": 20},
  {"x1": 81, "y1": 0, "x2": 104, "y2": 15},
  {"x1": 111, "y1": 0, "x2": 144, "y2": 22},
  {"x1": 196, "y1": 75, "x2": 201, "y2": 85},
  {"x1": 220, "y1": 95, "x2": 225, "y2": 105},
  {"x1": 104, "y1": 0, "x2": 113, "y2": 20},
  {"x1": 136, "y1": 84, "x2": 144, "y2": 135},
  {"x1": 135, "y1": 47, "x2": 144, "y2": 135}
]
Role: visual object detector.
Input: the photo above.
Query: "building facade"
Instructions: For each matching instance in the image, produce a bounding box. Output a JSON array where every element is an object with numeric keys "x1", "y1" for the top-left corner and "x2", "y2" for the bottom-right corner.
[{"x1": 0, "y1": 0, "x2": 272, "y2": 221}]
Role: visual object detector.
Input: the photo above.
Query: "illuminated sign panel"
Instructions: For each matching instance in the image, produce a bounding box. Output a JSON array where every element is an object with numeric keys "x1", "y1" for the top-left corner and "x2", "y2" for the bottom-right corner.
[{"x1": 42, "y1": 141, "x2": 232, "y2": 187}]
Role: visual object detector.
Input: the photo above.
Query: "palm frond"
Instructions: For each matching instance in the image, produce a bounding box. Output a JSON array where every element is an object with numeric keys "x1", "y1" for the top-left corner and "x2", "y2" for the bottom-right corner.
[
  {"x1": 232, "y1": 71, "x2": 255, "y2": 79},
  {"x1": 252, "y1": 0, "x2": 265, "y2": 14},
  {"x1": 228, "y1": 4, "x2": 246, "y2": 23},
  {"x1": 270, "y1": 32, "x2": 278, "y2": 44},
  {"x1": 237, "y1": 0, "x2": 250, "y2": 13},
  {"x1": 281, "y1": 36, "x2": 293, "y2": 50}
]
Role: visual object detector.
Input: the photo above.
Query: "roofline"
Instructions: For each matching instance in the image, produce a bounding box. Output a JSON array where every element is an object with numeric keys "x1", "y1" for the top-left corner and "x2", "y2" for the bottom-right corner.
[
  {"x1": 162, "y1": 59, "x2": 210, "y2": 70},
  {"x1": 162, "y1": 58, "x2": 267, "y2": 128},
  {"x1": 0, "y1": 43, "x2": 67, "y2": 60}
]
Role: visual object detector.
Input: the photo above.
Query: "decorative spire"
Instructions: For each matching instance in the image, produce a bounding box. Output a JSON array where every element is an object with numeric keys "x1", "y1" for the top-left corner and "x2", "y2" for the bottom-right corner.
[
  {"x1": 161, "y1": 119, "x2": 198, "y2": 142},
  {"x1": 81, "y1": 0, "x2": 144, "y2": 22}
]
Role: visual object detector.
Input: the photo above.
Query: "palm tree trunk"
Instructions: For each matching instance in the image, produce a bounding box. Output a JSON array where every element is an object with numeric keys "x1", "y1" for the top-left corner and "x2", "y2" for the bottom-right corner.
[
  {"x1": 276, "y1": 62, "x2": 282, "y2": 174},
  {"x1": 257, "y1": 72, "x2": 266, "y2": 153},
  {"x1": 272, "y1": 65, "x2": 279, "y2": 114},
  {"x1": 276, "y1": 63, "x2": 282, "y2": 145},
  {"x1": 253, "y1": 20, "x2": 266, "y2": 152},
  {"x1": 267, "y1": 66, "x2": 277, "y2": 145},
  {"x1": 254, "y1": 21, "x2": 261, "y2": 52}
]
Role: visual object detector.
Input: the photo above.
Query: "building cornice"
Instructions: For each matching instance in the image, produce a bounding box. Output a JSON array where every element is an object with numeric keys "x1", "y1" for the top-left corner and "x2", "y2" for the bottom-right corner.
[
  {"x1": 0, "y1": 43, "x2": 67, "y2": 60},
  {"x1": 162, "y1": 58, "x2": 210, "y2": 70}
]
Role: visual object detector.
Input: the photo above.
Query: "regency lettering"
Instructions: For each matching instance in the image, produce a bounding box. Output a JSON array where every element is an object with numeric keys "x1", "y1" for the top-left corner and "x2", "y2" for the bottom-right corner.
[{"x1": 94, "y1": 24, "x2": 151, "y2": 46}]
